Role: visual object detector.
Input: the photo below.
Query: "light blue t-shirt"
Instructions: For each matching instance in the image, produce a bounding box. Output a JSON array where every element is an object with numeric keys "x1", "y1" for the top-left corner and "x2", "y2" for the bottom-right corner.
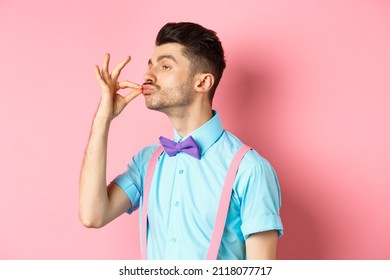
[{"x1": 114, "y1": 111, "x2": 283, "y2": 260}]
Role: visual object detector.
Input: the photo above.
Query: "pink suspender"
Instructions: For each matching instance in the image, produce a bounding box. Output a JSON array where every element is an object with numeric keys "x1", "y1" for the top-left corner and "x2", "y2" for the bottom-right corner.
[
  {"x1": 141, "y1": 146, "x2": 164, "y2": 260},
  {"x1": 206, "y1": 144, "x2": 251, "y2": 259},
  {"x1": 141, "y1": 144, "x2": 252, "y2": 260}
]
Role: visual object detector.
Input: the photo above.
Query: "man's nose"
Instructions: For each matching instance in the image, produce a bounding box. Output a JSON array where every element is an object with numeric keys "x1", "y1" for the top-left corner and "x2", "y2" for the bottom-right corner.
[{"x1": 143, "y1": 68, "x2": 156, "y2": 83}]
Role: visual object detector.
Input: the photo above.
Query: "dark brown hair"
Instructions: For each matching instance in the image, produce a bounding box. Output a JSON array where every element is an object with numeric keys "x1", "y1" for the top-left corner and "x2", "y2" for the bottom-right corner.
[{"x1": 156, "y1": 22, "x2": 226, "y2": 102}]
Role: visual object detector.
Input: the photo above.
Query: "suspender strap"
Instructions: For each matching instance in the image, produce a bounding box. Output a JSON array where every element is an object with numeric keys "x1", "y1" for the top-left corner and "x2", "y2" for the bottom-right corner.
[
  {"x1": 141, "y1": 144, "x2": 252, "y2": 260},
  {"x1": 206, "y1": 144, "x2": 252, "y2": 260},
  {"x1": 141, "y1": 146, "x2": 164, "y2": 260}
]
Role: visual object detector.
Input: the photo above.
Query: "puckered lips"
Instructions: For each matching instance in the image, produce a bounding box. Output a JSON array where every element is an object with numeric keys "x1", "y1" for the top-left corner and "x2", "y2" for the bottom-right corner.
[{"x1": 142, "y1": 84, "x2": 155, "y2": 95}]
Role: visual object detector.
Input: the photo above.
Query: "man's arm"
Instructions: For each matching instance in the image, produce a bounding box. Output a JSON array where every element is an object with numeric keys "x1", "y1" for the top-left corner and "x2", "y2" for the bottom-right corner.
[
  {"x1": 79, "y1": 54, "x2": 141, "y2": 228},
  {"x1": 245, "y1": 230, "x2": 278, "y2": 260},
  {"x1": 79, "y1": 116, "x2": 130, "y2": 228}
]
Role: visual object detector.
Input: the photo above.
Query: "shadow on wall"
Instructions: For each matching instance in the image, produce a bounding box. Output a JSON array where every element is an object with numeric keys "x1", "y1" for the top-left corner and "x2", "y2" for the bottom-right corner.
[{"x1": 218, "y1": 44, "x2": 324, "y2": 259}]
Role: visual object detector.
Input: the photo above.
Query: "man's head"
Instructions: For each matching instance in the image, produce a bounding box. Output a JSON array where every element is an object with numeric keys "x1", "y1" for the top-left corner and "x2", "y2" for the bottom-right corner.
[{"x1": 155, "y1": 22, "x2": 226, "y2": 102}]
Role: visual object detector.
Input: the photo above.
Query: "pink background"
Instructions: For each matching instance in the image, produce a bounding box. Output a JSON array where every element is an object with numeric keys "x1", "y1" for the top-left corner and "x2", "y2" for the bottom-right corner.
[{"x1": 1, "y1": 0, "x2": 389, "y2": 259}]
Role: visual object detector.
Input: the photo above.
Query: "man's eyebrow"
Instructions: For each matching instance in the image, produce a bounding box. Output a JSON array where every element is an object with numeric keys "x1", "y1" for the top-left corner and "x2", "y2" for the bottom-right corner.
[{"x1": 148, "y1": 54, "x2": 178, "y2": 65}]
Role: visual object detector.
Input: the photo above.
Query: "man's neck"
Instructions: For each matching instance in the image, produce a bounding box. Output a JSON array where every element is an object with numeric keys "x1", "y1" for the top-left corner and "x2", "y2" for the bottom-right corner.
[{"x1": 167, "y1": 106, "x2": 213, "y2": 138}]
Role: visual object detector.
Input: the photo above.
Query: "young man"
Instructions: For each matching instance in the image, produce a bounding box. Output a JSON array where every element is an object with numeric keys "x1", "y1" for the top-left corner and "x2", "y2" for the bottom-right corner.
[{"x1": 79, "y1": 22, "x2": 283, "y2": 260}]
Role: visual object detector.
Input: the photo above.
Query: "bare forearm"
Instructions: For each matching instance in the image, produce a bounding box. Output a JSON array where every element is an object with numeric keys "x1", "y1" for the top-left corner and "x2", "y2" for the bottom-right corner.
[
  {"x1": 245, "y1": 230, "x2": 278, "y2": 260},
  {"x1": 79, "y1": 54, "x2": 141, "y2": 228},
  {"x1": 79, "y1": 114, "x2": 111, "y2": 228}
]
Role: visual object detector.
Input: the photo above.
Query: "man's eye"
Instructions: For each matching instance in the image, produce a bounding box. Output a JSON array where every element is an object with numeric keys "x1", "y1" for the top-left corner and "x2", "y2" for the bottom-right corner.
[{"x1": 162, "y1": 65, "x2": 170, "y2": 70}]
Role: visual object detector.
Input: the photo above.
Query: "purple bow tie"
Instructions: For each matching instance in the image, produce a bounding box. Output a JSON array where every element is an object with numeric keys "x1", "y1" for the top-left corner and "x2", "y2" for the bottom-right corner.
[{"x1": 159, "y1": 136, "x2": 201, "y2": 159}]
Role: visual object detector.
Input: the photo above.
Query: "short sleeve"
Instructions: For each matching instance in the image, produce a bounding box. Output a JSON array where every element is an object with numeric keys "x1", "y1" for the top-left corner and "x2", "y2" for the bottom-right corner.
[
  {"x1": 235, "y1": 150, "x2": 284, "y2": 239},
  {"x1": 112, "y1": 144, "x2": 160, "y2": 214}
]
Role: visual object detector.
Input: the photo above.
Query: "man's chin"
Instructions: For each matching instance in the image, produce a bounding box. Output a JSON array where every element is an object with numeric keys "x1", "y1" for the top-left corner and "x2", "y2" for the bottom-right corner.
[{"x1": 144, "y1": 101, "x2": 162, "y2": 112}]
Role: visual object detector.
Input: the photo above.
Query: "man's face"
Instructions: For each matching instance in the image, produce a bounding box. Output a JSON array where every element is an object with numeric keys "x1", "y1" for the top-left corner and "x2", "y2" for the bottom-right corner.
[{"x1": 142, "y1": 43, "x2": 194, "y2": 114}]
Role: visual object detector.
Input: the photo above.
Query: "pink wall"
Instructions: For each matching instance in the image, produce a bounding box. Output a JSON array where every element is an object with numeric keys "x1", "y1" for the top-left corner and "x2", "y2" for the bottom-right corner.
[{"x1": 1, "y1": 0, "x2": 389, "y2": 259}]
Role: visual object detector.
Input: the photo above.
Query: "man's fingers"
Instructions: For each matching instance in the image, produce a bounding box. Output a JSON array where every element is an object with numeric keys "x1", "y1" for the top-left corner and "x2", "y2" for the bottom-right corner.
[
  {"x1": 118, "y1": 80, "x2": 142, "y2": 90},
  {"x1": 95, "y1": 65, "x2": 108, "y2": 89},
  {"x1": 96, "y1": 54, "x2": 139, "y2": 96},
  {"x1": 111, "y1": 56, "x2": 131, "y2": 79},
  {"x1": 94, "y1": 65, "x2": 103, "y2": 81},
  {"x1": 123, "y1": 88, "x2": 142, "y2": 104},
  {"x1": 118, "y1": 80, "x2": 143, "y2": 104},
  {"x1": 102, "y1": 53, "x2": 111, "y2": 81}
]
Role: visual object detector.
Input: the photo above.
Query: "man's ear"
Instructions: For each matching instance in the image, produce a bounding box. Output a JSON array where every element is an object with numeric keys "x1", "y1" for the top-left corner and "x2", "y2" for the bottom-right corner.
[{"x1": 194, "y1": 73, "x2": 214, "y2": 93}]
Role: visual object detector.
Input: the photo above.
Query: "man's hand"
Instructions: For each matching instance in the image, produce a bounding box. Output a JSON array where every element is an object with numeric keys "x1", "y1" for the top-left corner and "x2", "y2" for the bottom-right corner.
[
  {"x1": 79, "y1": 54, "x2": 141, "y2": 228},
  {"x1": 94, "y1": 53, "x2": 142, "y2": 121}
]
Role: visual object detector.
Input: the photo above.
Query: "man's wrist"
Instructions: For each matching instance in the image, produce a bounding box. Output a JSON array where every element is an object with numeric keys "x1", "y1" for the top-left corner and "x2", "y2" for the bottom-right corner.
[{"x1": 93, "y1": 111, "x2": 112, "y2": 127}]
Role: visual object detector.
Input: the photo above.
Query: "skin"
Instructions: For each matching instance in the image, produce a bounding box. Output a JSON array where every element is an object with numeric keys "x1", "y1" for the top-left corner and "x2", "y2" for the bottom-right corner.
[{"x1": 79, "y1": 43, "x2": 278, "y2": 259}]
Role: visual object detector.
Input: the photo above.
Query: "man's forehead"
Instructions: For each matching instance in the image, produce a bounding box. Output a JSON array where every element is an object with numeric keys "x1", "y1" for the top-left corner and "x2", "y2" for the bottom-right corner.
[{"x1": 149, "y1": 43, "x2": 186, "y2": 62}]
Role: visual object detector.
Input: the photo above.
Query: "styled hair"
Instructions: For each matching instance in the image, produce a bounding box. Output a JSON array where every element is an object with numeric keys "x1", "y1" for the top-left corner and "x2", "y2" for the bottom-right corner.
[{"x1": 155, "y1": 22, "x2": 226, "y2": 102}]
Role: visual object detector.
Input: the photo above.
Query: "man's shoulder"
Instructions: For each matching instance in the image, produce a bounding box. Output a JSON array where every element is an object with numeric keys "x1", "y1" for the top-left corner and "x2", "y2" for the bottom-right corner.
[
  {"x1": 218, "y1": 130, "x2": 244, "y2": 150},
  {"x1": 222, "y1": 131, "x2": 275, "y2": 172},
  {"x1": 131, "y1": 143, "x2": 161, "y2": 169}
]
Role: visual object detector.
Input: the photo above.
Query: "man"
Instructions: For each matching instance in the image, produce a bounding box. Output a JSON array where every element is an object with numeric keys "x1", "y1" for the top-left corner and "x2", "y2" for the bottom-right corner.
[{"x1": 79, "y1": 22, "x2": 283, "y2": 260}]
